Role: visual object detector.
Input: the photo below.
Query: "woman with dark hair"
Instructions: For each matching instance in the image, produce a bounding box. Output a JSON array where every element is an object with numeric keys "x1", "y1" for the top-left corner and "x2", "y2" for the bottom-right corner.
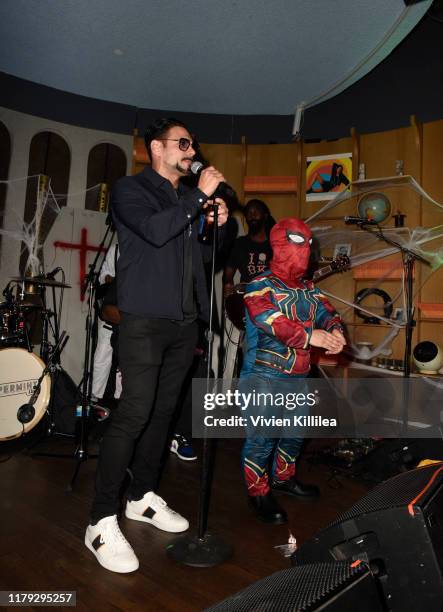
[{"x1": 307, "y1": 163, "x2": 350, "y2": 194}]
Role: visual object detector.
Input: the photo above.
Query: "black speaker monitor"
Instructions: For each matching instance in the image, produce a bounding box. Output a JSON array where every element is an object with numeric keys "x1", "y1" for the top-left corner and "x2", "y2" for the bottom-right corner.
[
  {"x1": 294, "y1": 463, "x2": 443, "y2": 611},
  {"x1": 205, "y1": 561, "x2": 383, "y2": 611}
]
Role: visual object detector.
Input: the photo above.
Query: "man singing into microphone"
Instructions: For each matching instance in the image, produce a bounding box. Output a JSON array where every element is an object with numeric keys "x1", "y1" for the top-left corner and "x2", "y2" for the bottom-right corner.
[{"x1": 85, "y1": 118, "x2": 228, "y2": 573}]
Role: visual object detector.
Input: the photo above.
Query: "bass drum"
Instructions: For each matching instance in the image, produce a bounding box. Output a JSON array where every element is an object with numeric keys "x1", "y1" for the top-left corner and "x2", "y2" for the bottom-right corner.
[{"x1": 0, "y1": 348, "x2": 50, "y2": 441}]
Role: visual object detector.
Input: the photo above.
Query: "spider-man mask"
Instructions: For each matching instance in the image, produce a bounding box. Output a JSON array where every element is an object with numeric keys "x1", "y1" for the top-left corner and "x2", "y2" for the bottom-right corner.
[{"x1": 270, "y1": 218, "x2": 312, "y2": 283}]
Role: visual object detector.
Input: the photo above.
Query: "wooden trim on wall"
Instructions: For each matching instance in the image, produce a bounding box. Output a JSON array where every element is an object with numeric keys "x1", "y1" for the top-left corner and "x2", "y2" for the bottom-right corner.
[{"x1": 243, "y1": 175, "x2": 297, "y2": 193}]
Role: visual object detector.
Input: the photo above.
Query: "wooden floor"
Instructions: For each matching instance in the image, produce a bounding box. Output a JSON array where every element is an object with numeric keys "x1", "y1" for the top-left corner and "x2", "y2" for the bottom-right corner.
[{"x1": 0, "y1": 432, "x2": 369, "y2": 611}]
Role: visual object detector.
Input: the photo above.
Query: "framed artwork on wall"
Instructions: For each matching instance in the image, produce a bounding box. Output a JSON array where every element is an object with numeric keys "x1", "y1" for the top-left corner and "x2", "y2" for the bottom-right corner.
[{"x1": 306, "y1": 152, "x2": 352, "y2": 201}]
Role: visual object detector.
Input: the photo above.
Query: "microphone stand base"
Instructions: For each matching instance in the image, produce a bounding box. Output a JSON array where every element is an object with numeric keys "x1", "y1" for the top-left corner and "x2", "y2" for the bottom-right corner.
[{"x1": 167, "y1": 532, "x2": 232, "y2": 568}]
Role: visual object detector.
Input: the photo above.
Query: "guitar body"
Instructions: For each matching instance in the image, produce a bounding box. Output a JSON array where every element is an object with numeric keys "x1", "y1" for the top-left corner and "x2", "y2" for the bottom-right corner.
[{"x1": 225, "y1": 283, "x2": 246, "y2": 331}]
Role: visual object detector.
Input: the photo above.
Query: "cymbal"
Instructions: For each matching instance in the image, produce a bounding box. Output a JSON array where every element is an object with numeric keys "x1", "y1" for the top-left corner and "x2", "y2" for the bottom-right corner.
[
  {"x1": 18, "y1": 301, "x2": 44, "y2": 309},
  {"x1": 10, "y1": 276, "x2": 71, "y2": 289},
  {"x1": 0, "y1": 300, "x2": 42, "y2": 310}
]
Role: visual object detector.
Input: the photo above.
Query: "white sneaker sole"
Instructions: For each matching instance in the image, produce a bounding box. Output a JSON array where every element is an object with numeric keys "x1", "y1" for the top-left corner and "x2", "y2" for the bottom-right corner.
[
  {"x1": 170, "y1": 446, "x2": 197, "y2": 461},
  {"x1": 84, "y1": 534, "x2": 139, "y2": 573},
  {"x1": 124, "y1": 506, "x2": 189, "y2": 533}
]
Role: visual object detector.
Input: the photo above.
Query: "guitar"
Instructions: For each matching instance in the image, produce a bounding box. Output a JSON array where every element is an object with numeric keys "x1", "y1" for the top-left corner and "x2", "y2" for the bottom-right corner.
[
  {"x1": 312, "y1": 255, "x2": 350, "y2": 283},
  {"x1": 224, "y1": 255, "x2": 350, "y2": 331}
]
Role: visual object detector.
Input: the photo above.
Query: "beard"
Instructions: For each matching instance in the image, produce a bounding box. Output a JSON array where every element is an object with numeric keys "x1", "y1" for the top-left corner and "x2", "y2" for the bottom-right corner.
[
  {"x1": 176, "y1": 158, "x2": 193, "y2": 175},
  {"x1": 248, "y1": 219, "x2": 265, "y2": 234}
]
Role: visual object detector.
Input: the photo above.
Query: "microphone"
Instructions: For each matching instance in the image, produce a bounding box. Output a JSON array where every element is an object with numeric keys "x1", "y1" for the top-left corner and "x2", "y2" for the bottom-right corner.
[
  {"x1": 190, "y1": 160, "x2": 204, "y2": 175},
  {"x1": 17, "y1": 403, "x2": 35, "y2": 424},
  {"x1": 45, "y1": 267, "x2": 62, "y2": 279},
  {"x1": 190, "y1": 161, "x2": 235, "y2": 199},
  {"x1": 344, "y1": 216, "x2": 378, "y2": 226}
]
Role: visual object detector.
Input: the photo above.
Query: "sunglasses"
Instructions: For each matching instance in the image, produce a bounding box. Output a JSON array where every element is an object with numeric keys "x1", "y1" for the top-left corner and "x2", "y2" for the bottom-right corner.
[{"x1": 157, "y1": 137, "x2": 195, "y2": 151}]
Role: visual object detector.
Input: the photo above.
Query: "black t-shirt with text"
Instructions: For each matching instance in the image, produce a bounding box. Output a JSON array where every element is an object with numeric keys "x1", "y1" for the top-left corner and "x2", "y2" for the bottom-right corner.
[{"x1": 227, "y1": 236, "x2": 273, "y2": 283}]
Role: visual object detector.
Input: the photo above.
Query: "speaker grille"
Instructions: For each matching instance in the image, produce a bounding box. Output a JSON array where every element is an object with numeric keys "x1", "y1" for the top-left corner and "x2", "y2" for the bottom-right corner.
[
  {"x1": 330, "y1": 462, "x2": 443, "y2": 526},
  {"x1": 205, "y1": 561, "x2": 368, "y2": 611},
  {"x1": 413, "y1": 341, "x2": 438, "y2": 362}
]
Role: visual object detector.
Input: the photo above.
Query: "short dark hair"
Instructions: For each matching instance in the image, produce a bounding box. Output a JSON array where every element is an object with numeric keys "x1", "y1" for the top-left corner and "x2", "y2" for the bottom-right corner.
[{"x1": 144, "y1": 117, "x2": 190, "y2": 157}]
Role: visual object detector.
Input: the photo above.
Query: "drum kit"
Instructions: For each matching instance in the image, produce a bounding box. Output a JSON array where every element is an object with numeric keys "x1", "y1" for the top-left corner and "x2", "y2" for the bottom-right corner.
[{"x1": 0, "y1": 274, "x2": 71, "y2": 443}]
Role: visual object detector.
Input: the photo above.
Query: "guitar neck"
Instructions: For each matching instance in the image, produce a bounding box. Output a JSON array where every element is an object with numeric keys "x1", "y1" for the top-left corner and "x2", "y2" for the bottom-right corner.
[
  {"x1": 312, "y1": 255, "x2": 350, "y2": 282},
  {"x1": 313, "y1": 265, "x2": 334, "y2": 282}
]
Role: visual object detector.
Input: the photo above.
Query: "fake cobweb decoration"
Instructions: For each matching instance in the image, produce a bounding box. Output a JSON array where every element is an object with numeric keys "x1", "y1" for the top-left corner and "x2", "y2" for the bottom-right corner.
[
  {"x1": 0, "y1": 175, "x2": 102, "y2": 275},
  {"x1": 306, "y1": 175, "x2": 443, "y2": 360}
]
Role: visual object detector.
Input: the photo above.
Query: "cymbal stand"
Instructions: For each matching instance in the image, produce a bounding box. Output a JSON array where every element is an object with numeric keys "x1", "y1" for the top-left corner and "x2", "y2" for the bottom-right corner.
[{"x1": 39, "y1": 277, "x2": 63, "y2": 364}]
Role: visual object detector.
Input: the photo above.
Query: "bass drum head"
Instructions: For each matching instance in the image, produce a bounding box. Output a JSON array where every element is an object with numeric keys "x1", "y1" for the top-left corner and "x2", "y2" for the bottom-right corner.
[{"x1": 0, "y1": 348, "x2": 50, "y2": 441}]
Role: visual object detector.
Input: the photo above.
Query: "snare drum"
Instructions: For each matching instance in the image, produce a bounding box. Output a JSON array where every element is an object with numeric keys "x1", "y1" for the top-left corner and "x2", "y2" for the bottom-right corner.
[{"x1": 0, "y1": 348, "x2": 50, "y2": 441}]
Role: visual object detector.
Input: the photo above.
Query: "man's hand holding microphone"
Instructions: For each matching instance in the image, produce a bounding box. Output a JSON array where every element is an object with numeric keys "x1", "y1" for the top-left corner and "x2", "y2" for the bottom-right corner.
[{"x1": 193, "y1": 163, "x2": 229, "y2": 227}]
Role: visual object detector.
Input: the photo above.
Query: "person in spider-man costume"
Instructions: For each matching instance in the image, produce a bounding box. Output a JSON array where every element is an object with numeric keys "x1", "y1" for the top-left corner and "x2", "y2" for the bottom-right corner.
[{"x1": 241, "y1": 218, "x2": 346, "y2": 524}]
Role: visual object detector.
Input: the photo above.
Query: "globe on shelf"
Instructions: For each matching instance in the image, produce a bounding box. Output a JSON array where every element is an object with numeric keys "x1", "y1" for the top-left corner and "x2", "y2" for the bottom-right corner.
[{"x1": 357, "y1": 192, "x2": 391, "y2": 224}]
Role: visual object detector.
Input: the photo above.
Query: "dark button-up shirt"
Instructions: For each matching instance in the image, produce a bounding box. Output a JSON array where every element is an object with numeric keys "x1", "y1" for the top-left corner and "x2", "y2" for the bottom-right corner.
[{"x1": 111, "y1": 165, "x2": 213, "y2": 321}]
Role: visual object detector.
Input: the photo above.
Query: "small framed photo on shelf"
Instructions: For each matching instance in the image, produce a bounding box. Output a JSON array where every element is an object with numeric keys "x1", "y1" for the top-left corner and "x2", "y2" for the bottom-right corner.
[
  {"x1": 393, "y1": 308, "x2": 405, "y2": 322},
  {"x1": 333, "y1": 243, "x2": 352, "y2": 259}
]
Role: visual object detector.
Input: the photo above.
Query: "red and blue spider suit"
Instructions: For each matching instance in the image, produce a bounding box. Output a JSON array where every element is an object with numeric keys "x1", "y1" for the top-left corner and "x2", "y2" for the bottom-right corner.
[{"x1": 240, "y1": 218, "x2": 345, "y2": 524}]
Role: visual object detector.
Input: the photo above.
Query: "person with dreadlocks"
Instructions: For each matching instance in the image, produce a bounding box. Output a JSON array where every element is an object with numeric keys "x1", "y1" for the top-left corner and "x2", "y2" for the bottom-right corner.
[
  {"x1": 241, "y1": 218, "x2": 345, "y2": 524},
  {"x1": 223, "y1": 198, "x2": 275, "y2": 294}
]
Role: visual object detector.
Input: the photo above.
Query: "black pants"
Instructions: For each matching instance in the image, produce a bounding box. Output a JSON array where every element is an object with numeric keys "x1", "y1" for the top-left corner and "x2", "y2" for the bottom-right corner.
[
  {"x1": 174, "y1": 351, "x2": 207, "y2": 440},
  {"x1": 91, "y1": 314, "x2": 198, "y2": 522}
]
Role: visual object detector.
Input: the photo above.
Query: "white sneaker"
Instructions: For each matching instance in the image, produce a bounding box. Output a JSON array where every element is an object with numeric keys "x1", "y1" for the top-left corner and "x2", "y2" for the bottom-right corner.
[
  {"x1": 85, "y1": 515, "x2": 139, "y2": 573},
  {"x1": 125, "y1": 491, "x2": 189, "y2": 533}
]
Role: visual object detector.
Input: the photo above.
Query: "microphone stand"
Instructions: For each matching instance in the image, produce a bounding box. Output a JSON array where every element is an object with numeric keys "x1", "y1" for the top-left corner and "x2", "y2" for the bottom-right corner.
[
  {"x1": 22, "y1": 331, "x2": 69, "y2": 423},
  {"x1": 356, "y1": 224, "x2": 430, "y2": 435},
  {"x1": 30, "y1": 223, "x2": 115, "y2": 490},
  {"x1": 168, "y1": 203, "x2": 233, "y2": 567},
  {"x1": 68, "y1": 221, "x2": 115, "y2": 491}
]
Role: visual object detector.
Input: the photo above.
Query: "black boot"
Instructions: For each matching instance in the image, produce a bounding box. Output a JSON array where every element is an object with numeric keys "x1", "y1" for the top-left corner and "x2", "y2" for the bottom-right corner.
[
  {"x1": 271, "y1": 477, "x2": 320, "y2": 499},
  {"x1": 248, "y1": 493, "x2": 287, "y2": 524}
]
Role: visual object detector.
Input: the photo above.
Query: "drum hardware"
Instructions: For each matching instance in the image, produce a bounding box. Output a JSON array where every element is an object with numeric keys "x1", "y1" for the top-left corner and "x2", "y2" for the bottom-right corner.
[
  {"x1": 10, "y1": 276, "x2": 72, "y2": 289},
  {"x1": 16, "y1": 331, "x2": 69, "y2": 430},
  {"x1": 0, "y1": 348, "x2": 51, "y2": 441},
  {"x1": 40, "y1": 308, "x2": 58, "y2": 365},
  {"x1": 1, "y1": 272, "x2": 69, "y2": 353},
  {"x1": 29, "y1": 222, "x2": 116, "y2": 491},
  {"x1": 0, "y1": 296, "x2": 36, "y2": 350},
  {"x1": 0, "y1": 269, "x2": 72, "y2": 446},
  {"x1": 9, "y1": 268, "x2": 69, "y2": 362}
]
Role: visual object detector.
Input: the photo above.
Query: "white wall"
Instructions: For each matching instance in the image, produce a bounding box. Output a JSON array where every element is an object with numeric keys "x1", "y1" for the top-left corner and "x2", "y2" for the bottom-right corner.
[{"x1": 0, "y1": 106, "x2": 132, "y2": 382}]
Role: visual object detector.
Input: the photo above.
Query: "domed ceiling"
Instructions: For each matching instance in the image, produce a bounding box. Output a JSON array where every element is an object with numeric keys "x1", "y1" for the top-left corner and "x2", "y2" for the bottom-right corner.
[{"x1": 0, "y1": 0, "x2": 431, "y2": 116}]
